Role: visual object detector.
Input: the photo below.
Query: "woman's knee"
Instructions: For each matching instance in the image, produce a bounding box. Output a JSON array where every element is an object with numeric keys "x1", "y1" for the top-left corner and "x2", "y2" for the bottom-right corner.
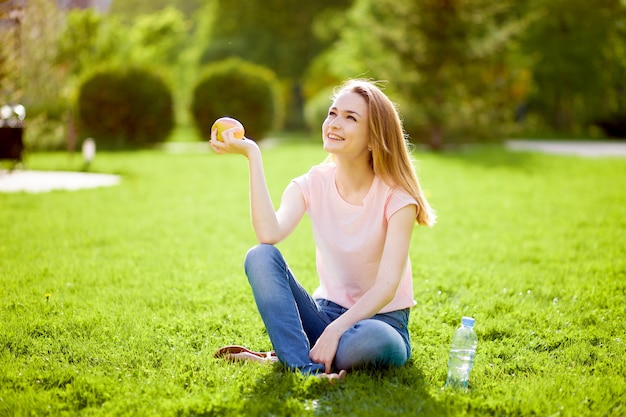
[
  {"x1": 244, "y1": 244, "x2": 280, "y2": 273},
  {"x1": 335, "y1": 320, "x2": 408, "y2": 370},
  {"x1": 244, "y1": 244, "x2": 287, "y2": 293}
]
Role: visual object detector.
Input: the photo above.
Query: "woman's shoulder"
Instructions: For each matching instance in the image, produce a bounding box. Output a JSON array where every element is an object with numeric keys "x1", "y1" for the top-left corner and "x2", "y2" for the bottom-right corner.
[
  {"x1": 308, "y1": 162, "x2": 336, "y2": 175},
  {"x1": 301, "y1": 163, "x2": 336, "y2": 182},
  {"x1": 293, "y1": 163, "x2": 335, "y2": 190}
]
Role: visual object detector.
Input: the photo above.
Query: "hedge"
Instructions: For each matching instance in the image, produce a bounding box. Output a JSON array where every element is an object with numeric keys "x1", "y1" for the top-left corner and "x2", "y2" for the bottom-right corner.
[{"x1": 191, "y1": 58, "x2": 283, "y2": 141}]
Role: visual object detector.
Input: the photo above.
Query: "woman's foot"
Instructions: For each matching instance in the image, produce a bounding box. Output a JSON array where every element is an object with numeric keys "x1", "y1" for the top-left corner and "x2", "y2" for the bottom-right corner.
[{"x1": 213, "y1": 345, "x2": 278, "y2": 363}]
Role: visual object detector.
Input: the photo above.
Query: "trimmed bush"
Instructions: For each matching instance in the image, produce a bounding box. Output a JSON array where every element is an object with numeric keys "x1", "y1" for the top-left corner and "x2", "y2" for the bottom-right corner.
[
  {"x1": 191, "y1": 58, "x2": 283, "y2": 141},
  {"x1": 304, "y1": 86, "x2": 334, "y2": 134},
  {"x1": 77, "y1": 66, "x2": 174, "y2": 148}
]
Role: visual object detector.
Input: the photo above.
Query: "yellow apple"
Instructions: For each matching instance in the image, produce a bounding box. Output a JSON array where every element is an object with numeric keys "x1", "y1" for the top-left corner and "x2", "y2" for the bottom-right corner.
[{"x1": 211, "y1": 117, "x2": 245, "y2": 142}]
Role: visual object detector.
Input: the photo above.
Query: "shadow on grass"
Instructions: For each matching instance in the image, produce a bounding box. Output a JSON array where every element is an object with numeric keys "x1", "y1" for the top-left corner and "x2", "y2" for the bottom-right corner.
[{"x1": 240, "y1": 361, "x2": 450, "y2": 416}]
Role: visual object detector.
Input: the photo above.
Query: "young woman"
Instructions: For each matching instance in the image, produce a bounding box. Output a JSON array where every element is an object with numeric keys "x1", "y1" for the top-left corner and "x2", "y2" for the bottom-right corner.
[{"x1": 210, "y1": 79, "x2": 435, "y2": 379}]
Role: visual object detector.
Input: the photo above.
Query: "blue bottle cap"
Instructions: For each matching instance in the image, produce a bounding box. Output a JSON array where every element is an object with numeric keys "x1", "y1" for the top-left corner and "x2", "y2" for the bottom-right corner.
[{"x1": 462, "y1": 317, "x2": 475, "y2": 327}]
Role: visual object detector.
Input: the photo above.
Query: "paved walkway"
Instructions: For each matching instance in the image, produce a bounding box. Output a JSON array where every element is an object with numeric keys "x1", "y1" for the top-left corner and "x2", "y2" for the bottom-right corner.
[
  {"x1": 0, "y1": 140, "x2": 624, "y2": 193},
  {"x1": 505, "y1": 140, "x2": 626, "y2": 157}
]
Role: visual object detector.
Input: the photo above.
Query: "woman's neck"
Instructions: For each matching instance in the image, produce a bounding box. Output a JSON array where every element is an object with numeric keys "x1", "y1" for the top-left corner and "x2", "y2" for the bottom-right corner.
[{"x1": 334, "y1": 158, "x2": 375, "y2": 205}]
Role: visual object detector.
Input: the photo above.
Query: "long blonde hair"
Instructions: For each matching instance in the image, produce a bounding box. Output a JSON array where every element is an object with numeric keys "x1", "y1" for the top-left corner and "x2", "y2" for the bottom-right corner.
[{"x1": 330, "y1": 79, "x2": 436, "y2": 226}]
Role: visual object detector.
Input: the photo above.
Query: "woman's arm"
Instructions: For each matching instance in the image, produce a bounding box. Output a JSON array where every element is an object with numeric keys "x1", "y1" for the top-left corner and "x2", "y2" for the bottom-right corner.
[
  {"x1": 309, "y1": 203, "x2": 417, "y2": 372},
  {"x1": 210, "y1": 128, "x2": 305, "y2": 244}
]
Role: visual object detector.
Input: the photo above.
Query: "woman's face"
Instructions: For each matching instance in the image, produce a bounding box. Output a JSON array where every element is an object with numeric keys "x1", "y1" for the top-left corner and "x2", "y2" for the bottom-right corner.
[{"x1": 322, "y1": 91, "x2": 370, "y2": 159}]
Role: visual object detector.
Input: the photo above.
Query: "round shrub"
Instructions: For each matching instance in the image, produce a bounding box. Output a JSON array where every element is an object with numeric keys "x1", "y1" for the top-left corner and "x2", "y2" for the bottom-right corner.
[
  {"x1": 304, "y1": 86, "x2": 334, "y2": 134},
  {"x1": 77, "y1": 66, "x2": 174, "y2": 148},
  {"x1": 191, "y1": 58, "x2": 283, "y2": 141}
]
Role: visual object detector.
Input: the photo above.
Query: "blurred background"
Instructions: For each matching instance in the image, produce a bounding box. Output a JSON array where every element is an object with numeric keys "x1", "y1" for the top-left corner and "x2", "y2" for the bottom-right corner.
[{"x1": 1, "y1": 0, "x2": 625, "y2": 152}]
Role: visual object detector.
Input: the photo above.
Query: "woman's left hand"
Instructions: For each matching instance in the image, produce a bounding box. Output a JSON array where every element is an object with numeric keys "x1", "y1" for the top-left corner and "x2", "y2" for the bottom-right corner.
[
  {"x1": 309, "y1": 324, "x2": 343, "y2": 373},
  {"x1": 209, "y1": 126, "x2": 258, "y2": 158}
]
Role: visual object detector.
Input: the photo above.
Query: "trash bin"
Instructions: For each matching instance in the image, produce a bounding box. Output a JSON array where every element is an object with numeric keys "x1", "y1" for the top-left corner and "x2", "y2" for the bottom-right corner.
[{"x1": 0, "y1": 104, "x2": 25, "y2": 164}]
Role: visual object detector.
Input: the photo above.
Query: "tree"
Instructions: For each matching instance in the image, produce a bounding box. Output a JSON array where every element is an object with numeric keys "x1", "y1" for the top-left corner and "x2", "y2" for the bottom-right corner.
[
  {"x1": 128, "y1": 7, "x2": 190, "y2": 65},
  {"x1": 56, "y1": 9, "x2": 121, "y2": 78},
  {"x1": 309, "y1": 0, "x2": 530, "y2": 148},
  {"x1": 109, "y1": 0, "x2": 201, "y2": 19},
  {"x1": 57, "y1": 7, "x2": 190, "y2": 77},
  {"x1": 56, "y1": 6, "x2": 196, "y2": 126},
  {"x1": 19, "y1": 0, "x2": 67, "y2": 113},
  {"x1": 200, "y1": 0, "x2": 353, "y2": 128},
  {"x1": 521, "y1": 0, "x2": 626, "y2": 134},
  {"x1": 0, "y1": 0, "x2": 24, "y2": 103}
]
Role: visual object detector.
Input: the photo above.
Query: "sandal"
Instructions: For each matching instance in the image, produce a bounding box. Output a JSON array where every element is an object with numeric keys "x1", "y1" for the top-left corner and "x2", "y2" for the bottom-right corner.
[{"x1": 213, "y1": 345, "x2": 278, "y2": 364}]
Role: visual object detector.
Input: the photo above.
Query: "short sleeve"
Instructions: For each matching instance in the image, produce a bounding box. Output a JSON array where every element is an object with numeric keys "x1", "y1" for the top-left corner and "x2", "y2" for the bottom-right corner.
[
  {"x1": 384, "y1": 187, "x2": 417, "y2": 222},
  {"x1": 292, "y1": 171, "x2": 311, "y2": 211}
]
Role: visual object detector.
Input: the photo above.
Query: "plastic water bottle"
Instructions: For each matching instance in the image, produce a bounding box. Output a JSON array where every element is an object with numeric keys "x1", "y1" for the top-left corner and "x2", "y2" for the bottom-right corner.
[{"x1": 445, "y1": 316, "x2": 477, "y2": 391}]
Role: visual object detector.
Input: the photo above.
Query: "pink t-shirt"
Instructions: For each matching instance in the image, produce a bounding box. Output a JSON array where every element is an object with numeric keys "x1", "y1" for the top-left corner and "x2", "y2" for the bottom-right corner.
[{"x1": 292, "y1": 163, "x2": 417, "y2": 313}]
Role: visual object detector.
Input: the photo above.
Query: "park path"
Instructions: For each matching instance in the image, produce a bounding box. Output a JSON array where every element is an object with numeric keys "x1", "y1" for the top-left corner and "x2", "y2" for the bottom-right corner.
[
  {"x1": 505, "y1": 140, "x2": 626, "y2": 157},
  {"x1": 1, "y1": 140, "x2": 625, "y2": 193}
]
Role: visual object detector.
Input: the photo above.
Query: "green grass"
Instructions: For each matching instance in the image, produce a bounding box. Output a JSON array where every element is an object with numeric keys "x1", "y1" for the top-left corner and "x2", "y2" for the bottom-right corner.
[{"x1": 1, "y1": 141, "x2": 625, "y2": 416}]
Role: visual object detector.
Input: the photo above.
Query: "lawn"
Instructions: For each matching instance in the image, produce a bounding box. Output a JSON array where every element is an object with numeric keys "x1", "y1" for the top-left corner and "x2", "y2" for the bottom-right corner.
[{"x1": 1, "y1": 140, "x2": 625, "y2": 416}]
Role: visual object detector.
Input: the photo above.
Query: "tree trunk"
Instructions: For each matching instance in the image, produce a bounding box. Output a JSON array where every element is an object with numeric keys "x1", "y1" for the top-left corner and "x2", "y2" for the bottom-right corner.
[{"x1": 428, "y1": 124, "x2": 444, "y2": 151}]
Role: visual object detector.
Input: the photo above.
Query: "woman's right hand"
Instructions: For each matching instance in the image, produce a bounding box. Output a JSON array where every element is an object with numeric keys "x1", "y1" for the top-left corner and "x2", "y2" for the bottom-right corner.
[{"x1": 209, "y1": 126, "x2": 259, "y2": 158}]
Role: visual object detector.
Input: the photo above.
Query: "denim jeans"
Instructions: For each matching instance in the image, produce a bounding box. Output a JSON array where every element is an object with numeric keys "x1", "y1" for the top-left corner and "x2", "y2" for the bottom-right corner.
[{"x1": 244, "y1": 244, "x2": 411, "y2": 374}]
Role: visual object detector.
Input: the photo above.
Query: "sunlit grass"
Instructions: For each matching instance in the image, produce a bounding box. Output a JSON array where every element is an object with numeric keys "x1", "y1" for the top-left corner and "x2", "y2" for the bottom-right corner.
[{"x1": 1, "y1": 142, "x2": 624, "y2": 416}]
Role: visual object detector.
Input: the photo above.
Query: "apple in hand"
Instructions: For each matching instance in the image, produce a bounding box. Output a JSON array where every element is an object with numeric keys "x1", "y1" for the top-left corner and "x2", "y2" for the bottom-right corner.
[{"x1": 211, "y1": 117, "x2": 245, "y2": 142}]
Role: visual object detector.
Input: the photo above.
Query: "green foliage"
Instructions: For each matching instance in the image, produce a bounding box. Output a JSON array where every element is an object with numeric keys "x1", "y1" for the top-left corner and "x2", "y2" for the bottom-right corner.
[
  {"x1": 12, "y1": 0, "x2": 626, "y2": 146},
  {"x1": 55, "y1": 7, "x2": 197, "y2": 128},
  {"x1": 0, "y1": 42, "x2": 6, "y2": 88},
  {"x1": 0, "y1": 143, "x2": 625, "y2": 416},
  {"x1": 15, "y1": 0, "x2": 67, "y2": 122},
  {"x1": 56, "y1": 9, "x2": 119, "y2": 78},
  {"x1": 57, "y1": 7, "x2": 190, "y2": 76},
  {"x1": 204, "y1": 0, "x2": 352, "y2": 80},
  {"x1": 307, "y1": 0, "x2": 529, "y2": 148},
  {"x1": 0, "y1": 15, "x2": 17, "y2": 102},
  {"x1": 303, "y1": 86, "x2": 335, "y2": 134},
  {"x1": 521, "y1": 0, "x2": 626, "y2": 133},
  {"x1": 22, "y1": 115, "x2": 67, "y2": 152},
  {"x1": 77, "y1": 66, "x2": 174, "y2": 148},
  {"x1": 201, "y1": 0, "x2": 353, "y2": 129},
  {"x1": 126, "y1": 7, "x2": 190, "y2": 67},
  {"x1": 110, "y1": 0, "x2": 203, "y2": 19},
  {"x1": 191, "y1": 58, "x2": 283, "y2": 140}
]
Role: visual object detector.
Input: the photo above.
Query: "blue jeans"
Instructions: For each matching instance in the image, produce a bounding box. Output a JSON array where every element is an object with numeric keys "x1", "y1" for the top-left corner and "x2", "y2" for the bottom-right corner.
[{"x1": 244, "y1": 244, "x2": 411, "y2": 374}]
